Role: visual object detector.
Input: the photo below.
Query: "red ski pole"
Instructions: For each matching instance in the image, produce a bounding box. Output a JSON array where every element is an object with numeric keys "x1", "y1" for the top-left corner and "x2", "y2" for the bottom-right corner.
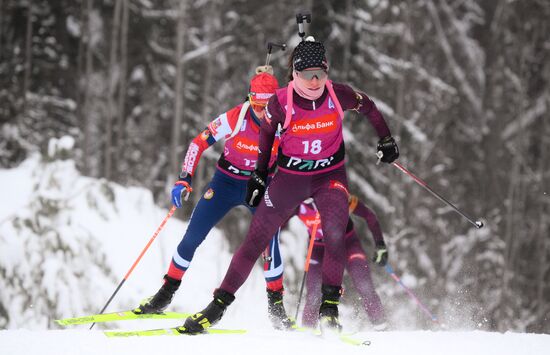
[
  {"x1": 385, "y1": 264, "x2": 442, "y2": 326},
  {"x1": 294, "y1": 210, "x2": 321, "y2": 321},
  {"x1": 89, "y1": 206, "x2": 177, "y2": 329}
]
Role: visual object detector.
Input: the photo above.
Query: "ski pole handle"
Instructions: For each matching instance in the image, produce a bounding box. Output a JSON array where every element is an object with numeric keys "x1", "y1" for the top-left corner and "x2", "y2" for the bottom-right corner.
[
  {"x1": 376, "y1": 150, "x2": 383, "y2": 165},
  {"x1": 303, "y1": 212, "x2": 320, "y2": 272},
  {"x1": 248, "y1": 189, "x2": 259, "y2": 206}
]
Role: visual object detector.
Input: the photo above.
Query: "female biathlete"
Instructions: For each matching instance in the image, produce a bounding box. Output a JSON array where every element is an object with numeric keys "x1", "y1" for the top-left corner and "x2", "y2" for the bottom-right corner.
[{"x1": 180, "y1": 37, "x2": 399, "y2": 334}]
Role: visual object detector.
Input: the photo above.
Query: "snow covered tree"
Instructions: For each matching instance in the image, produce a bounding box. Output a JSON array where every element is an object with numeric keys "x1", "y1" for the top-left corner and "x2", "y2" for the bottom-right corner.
[{"x1": 0, "y1": 137, "x2": 118, "y2": 328}]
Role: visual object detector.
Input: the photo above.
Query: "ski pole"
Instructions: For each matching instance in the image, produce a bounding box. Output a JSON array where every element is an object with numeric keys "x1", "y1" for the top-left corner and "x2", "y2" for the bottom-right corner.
[
  {"x1": 294, "y1": 208, "x2": 320, "y2": 321},
  {"x1": 384, "y1": 264, "x2": 441, "y2": 325},
  {"x1": 380, "y1": 154, "x2": 484, "y2": 229},
  {"x1": 89, "y1": 206, "x2": 177, "y2": 330}
]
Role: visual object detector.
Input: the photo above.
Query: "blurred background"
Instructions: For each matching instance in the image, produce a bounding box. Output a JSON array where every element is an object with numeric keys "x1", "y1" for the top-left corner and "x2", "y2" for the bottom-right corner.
[{"x1": 0, "y1": 0, "x2": 548, "y2": 333}]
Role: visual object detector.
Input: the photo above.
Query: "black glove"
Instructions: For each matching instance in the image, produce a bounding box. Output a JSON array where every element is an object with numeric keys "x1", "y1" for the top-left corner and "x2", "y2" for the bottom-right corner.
[
  {"x1": 377, "y1": 136, "x2": 399, "y2": 163},
  {"x1": 246, "y1": 170, "x2": 267, "y2": 207},
  {"x1": 372, "y1": 241, "x2": 388, "y2": 267}
]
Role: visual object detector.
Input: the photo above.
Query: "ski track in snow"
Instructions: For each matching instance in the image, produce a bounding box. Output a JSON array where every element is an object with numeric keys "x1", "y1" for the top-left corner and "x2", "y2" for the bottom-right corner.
[
  {"x1": 2, "y1": 156, "x2": 550, "y2": 355},
  {"x1": 1, "y1": 328, "x2": 550, "y2": 355}
]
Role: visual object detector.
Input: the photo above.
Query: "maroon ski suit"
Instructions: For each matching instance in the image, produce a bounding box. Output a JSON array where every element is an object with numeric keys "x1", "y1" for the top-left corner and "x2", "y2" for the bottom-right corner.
[{"x1": 217, "y1": 82, "x2": 392, "y2": 296}]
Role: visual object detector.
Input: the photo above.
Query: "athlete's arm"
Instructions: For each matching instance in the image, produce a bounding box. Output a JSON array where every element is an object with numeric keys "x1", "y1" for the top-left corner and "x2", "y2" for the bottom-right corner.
[
  {"x1": 349, "y1": 195, "x2": 385, "y2": 245},
  {"x1": 180, "y1": 106, "x2": 242, "y2": 183},
  {"x1": 256, "y1": 95, "x2": 285, "y2": 173},
  {"x1": 333, "y1": 83, "x2": 391, "y2": 139}
]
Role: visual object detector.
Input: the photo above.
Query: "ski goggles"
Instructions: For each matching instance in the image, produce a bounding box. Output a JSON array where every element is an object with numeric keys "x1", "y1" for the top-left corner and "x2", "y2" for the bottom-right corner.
[
  {"x1": 248, "y1": 94, "x2": 269, "y2": 108},
  {"x1": 295, "y1": 68, "x2": 328, "y2": 81}
]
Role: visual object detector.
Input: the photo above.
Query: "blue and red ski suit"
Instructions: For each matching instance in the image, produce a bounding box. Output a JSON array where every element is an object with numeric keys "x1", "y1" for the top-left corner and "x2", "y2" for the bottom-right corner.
[{"x1": 167, "y1": 103, "x2": 284, "y2": 291}]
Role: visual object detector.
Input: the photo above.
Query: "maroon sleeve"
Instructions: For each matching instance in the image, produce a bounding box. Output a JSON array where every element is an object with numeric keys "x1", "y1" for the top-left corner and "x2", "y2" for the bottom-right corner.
[
  {"x1": 333, "y1": 82, "x2": 391, "y2": 139},
  {"x1": 352, "y1": 199, "x2": 385, "y2": 244},
  {"x1": 256, "y1": 93, "x2": 285, "y2": 172}
]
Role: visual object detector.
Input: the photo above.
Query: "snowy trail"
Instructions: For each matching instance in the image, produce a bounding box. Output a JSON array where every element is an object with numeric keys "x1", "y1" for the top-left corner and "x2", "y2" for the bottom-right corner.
[
  {"x1": 1, "y1": 329, "x2": 549, "y2": 355},
  {"x1": 2, "y1": 157, "x2": 549, "y2": 355}
]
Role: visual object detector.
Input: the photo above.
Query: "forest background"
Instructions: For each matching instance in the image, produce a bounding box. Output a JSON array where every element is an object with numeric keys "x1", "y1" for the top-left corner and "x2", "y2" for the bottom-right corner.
[{"x1": 0, "y1": 0, "x2": 548, "y2": 333}]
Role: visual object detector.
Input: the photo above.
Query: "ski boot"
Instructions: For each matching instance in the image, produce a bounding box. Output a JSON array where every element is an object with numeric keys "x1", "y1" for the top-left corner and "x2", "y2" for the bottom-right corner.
[
  {"x1": 179, "y1": 288, "x2": 235, "y2": 334},
  {"x1": 319, "y1": 284, "x2": 343, "y2": 335},
  {"x1": 267, "y1": 289, "x2": 295, "y2": 330},
  {"x1": 372, "y1": 318, "x2": 389, "y2": 331},
  {"x1": 133, "y1": 275, "x2": 181, "y2": 314}
]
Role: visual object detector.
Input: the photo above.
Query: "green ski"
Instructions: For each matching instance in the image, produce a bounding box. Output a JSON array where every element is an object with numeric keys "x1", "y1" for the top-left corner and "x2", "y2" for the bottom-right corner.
[
  {"x1": 104, "y1": 327, "x2": 247, "y2": 337},
  {"x1": 56, "y1": 311, "x2": 191, "y2": 326},
  {"x1": 292, "y1": 325, "x2": 371, "y2": 347}
]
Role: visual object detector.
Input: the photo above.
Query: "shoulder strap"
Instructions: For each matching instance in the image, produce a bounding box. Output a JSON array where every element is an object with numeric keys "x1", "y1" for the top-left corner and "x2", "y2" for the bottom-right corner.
[
  {"x1": 325, "y1": 80, "x2": 345, "y2": 120},
  {"x1": 283, "y1": 80, "x2": 345, "y2": 130},
  {"x1": 283, "y1": 82, "x2": 294, "y2": 130},
  {"x1": 228, "y1": 101, "x2": 250, "y2": 139}
]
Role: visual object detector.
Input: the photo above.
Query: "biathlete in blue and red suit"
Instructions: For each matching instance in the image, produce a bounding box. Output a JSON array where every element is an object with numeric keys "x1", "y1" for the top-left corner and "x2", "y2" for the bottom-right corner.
[
  {"x1": 297, "y1": 196, "x2": 388, "y2": 330},
  {"x1": 181, "y1": 37, "x2": 399, "y2": 334},
  {"x1": 133, "y1": 70, "x2": 295, "y2": 330}
]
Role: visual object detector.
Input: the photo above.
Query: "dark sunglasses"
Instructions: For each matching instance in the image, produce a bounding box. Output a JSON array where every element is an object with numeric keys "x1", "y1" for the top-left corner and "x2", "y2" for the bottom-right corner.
[{"x1": 296, "y1": 69, "x2": 328, "y2": 81}]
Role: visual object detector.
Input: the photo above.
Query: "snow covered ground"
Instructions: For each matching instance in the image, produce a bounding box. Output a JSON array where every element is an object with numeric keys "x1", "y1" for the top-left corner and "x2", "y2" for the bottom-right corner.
[
  {"x1": 1, "y1": 151, "x2": 550, "y2": 355},
  {"x1": 1, "y1": 328, "x2": 549, "y2": 355}
]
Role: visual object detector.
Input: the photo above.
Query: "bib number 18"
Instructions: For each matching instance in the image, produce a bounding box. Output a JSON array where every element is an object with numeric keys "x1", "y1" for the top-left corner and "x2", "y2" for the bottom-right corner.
[{"x1": 302, "y1": 139, "x2": 322, "y2": 155}]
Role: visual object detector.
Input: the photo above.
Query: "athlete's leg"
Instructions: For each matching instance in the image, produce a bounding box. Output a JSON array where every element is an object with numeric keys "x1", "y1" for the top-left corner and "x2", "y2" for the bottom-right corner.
[
  {"x1": 168, "y1": 171, "x2": 242, "y2": 279},
  {"x1": 302, "y1": 242, "x2": 324, "y2": 328},
  {"x1": 345, "y1": 228, "x2": 385, "y2": 324},
  {"x1": 310, "y1": 167, "x2": 349, "y2": 331},
  {"x1": 135, "y1": 171, "x2": 242, "y2": 314},
  {"x1": 261, "y1": 228, "x2": 284, "y2": 291},
  {"x1": 247, "y1": 202, "x2": 285, "y2": 292},
  {"x1": 219, "y1": 171, "x2": 312, "y2": 294},
  {"x1": 311, "y1": 168, "x2": 349, "y2": 287}
]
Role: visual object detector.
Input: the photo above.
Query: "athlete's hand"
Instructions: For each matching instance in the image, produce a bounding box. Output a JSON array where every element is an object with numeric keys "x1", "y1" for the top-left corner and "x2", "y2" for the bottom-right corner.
[
  {"x1": 171, "y1": 173, "x2": 193, "y2": 208},
  {"x1": 246, "y1": 170, "x2": 267, "y2": 207},
  {"x1": 372, "y1": 241, "x2": 388, "y2": 267},
  {"x1": 376, "y1": 136, "x2": 399, "y2": 164}
]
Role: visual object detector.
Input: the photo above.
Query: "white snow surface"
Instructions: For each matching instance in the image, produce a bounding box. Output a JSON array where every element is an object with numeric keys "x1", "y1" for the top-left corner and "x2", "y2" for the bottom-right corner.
[
  {"x1": 1, "y1": 155, "x2": 549, "y2": 354},
  {"x1": 1, "y1": 329, "x2": 549, "y2": 355}
]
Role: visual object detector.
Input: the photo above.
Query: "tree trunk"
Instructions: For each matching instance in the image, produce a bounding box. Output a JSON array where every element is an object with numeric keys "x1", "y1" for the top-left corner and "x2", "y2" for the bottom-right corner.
[
  {"x1": 22, "y1": 2, "x2": 33, "y2": 114},
  {"x1": 116, "y1": 0, "x2": 129, "y2": 179},
  {"x1": 192, "y1": 0, "x2": 218, "y2": 205},
  {"x1": 535, "y1": 115, "x2": 549, "y2": 331},
  {"x1": 75, "y1": 0, "x2": 86, "y2": 133},
  {"x1": 170, "y1": 0, "x2": 187, "y2": 177},
  {"x1": 340, "y1": 0, "x2": 353, "y2": 82},
  {"x1": 105, "y1": 0, "x2": 122, "y2": 179},
  {"x1": 391, "y1": 0, "x2": 411, "y2": 229},
  {"x1": 0, "y1": 0, "x2": 4, "y2": 61},
  {"x1": 535, "y1": 70, "x2": 550, "y2": 332},
  {"x1": 82, "y1": 0, "x2": 94, "y2": 175}
]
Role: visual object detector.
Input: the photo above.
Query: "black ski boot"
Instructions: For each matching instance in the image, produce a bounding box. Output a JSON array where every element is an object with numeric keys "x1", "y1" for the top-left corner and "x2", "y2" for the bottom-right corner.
[
  {"x1": 179, "y1": 288, "x2": 235, "y2": 334},
  {"x1": 133, "y1": 275, "x2": 181, "y2": 314},
  {"x1": 319, "y1": 284, "x2": 343, "y2": 334},
  {"x1": 267, "y1": 289, "x2": 295, "y2": 330}
]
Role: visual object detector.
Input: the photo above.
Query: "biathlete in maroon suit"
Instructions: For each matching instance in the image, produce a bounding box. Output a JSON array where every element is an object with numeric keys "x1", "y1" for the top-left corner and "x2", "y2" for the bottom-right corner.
[
  {"x1": 298, "y1": 196, "x2": 388, "y2": 330},
  {"x1": 134, "y1": 71, "x2": 295, "y2": 330},
  {"x1": 181, "y1": 37, "x2": 399, "y2": 334}
]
